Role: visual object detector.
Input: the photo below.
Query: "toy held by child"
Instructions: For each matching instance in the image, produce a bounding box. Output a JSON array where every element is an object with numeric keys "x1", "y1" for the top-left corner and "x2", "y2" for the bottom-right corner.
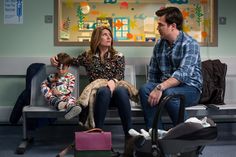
[{"x1": 41, "y1": 52, "x2": 81, "y2": 120}]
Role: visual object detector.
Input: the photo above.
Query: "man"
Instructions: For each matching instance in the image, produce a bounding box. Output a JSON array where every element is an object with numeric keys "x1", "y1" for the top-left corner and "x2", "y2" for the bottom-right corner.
[{"x1": 139, "y1": 7, "x2": 203, "y2": 129}]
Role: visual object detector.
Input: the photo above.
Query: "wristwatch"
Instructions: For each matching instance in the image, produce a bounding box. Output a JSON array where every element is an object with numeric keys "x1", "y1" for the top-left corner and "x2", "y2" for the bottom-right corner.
[{"x1": 155, "y1": 84, "x2": 163, "y2": 91}]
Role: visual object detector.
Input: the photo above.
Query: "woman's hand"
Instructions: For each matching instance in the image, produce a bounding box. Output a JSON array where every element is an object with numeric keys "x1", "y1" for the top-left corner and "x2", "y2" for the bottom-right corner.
[
  {"x1": 148, "y1": 89, "x2": 162, "y2": 107},
  {"x1": 107, "y1": 80, "x2": 116, "y2": 94},
  {"x1": 50, "y1": 55, "x2": 58, "y2": 67}
]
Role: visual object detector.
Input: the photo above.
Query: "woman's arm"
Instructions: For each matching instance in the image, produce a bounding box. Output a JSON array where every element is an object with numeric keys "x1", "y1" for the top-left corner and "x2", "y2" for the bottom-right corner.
[
  {"x1": 71, "y1": 51, "x2": 87, "y2": 67},
  {"x1": 114, "y1": 53, "x2": 125, "y2": 80}
]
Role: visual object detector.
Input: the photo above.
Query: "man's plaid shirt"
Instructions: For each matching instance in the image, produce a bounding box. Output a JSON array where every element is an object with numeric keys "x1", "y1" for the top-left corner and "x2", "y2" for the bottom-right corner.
[{"x1": 148, "y1": 31, "x2": 203, "y2": 92}]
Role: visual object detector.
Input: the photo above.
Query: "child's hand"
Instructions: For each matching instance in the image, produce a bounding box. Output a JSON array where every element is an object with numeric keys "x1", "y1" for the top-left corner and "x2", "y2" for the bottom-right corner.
[
  {"x1": 50, "y1": 77, "x2": 58, "y2": 82},
  {"x1": 52, "y1": 89, "x2": 61, "y2": 96}
]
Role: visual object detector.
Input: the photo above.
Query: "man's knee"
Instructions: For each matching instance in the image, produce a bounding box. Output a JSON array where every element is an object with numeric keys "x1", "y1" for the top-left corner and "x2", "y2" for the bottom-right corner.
[
  {"x1": 139, "y1": 83, "x2": 150, "y2": 94},
  {"x1": 139, "y1": 82, "x2": 156, "y2": 97},
  {"x1": 163, "y1": 88, "x2": 176, "y2": 96},
  {"x1": 139, "y1": 84, "x2": 146, "y2": 94}
]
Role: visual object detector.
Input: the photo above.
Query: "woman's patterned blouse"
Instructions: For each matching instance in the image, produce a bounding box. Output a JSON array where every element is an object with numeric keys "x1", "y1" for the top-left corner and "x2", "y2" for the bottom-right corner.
[{"x1": 72, "y1": 51, "x2": 125, "y2": 82}]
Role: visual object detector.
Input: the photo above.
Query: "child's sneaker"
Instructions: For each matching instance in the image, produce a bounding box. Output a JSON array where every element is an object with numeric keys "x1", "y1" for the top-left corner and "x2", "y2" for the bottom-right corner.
[{"x1": 64, "y1": 105, "x2": 82, "y2": 120}]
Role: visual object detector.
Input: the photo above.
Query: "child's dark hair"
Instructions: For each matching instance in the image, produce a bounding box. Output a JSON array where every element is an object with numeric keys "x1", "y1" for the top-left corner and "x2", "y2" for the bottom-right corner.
[{"x1": 57, "y1": 53, "x2": 72, "y2": 66}]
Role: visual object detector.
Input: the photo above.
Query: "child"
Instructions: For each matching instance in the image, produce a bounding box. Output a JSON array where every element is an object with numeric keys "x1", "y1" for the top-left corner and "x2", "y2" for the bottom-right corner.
[{"x1": 41, "y1": 52, "x2": 81, "y2": 120}]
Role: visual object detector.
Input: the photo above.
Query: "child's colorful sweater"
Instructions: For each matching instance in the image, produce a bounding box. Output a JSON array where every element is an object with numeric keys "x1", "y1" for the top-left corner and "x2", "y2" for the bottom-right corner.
[{"x1": 41, "y1": 72, "x2": 76, "y2": 101}]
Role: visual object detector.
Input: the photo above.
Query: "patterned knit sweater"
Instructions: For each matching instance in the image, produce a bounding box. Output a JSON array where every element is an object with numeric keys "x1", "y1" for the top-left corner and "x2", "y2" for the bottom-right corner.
[{"x1": 41, "y1": 72, "x2": 75, "y2": 101}]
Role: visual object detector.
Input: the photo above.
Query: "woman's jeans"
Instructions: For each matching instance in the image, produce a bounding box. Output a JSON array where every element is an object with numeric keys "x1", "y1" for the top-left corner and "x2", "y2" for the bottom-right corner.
[
  {"x1": 94, "y1": 86, "x2": 132, "y2": 137},
  {"x1": 139, "y1": 82, "x2": 201, "y2": 129}
]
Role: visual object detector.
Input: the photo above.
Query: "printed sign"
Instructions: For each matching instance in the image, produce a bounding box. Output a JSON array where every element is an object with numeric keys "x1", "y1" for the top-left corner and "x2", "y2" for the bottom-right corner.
[{"x1": 4, "y1": 0, "x2": 23, "y2": 24}]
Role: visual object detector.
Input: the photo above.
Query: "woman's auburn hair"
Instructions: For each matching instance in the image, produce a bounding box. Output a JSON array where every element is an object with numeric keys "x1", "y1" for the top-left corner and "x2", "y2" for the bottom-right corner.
[{"x1": 86, "y1": 26, "x2": 117, "y2": 60}]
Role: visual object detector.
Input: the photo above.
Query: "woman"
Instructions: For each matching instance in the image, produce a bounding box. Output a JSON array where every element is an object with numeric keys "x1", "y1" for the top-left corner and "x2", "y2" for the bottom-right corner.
[{"x1": 51, "y1": 26, "x2": 133, "y2": 155}]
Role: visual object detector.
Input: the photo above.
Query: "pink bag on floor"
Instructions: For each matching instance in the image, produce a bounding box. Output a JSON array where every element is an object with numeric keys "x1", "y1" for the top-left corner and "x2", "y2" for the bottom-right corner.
[{"x1": 75, "y1": 128, "x2": 112, "y2": 157}]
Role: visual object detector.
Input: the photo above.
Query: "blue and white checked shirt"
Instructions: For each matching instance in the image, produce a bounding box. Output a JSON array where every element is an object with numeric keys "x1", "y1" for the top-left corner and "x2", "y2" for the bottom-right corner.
[{"x1": 148, "y1": 31, "x2": 203, "y2": 92}]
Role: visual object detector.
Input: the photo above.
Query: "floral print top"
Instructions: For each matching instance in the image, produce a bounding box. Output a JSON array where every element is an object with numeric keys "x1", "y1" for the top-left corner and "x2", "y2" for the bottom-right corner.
[{"x1": 72, "y1": 51, "x2": 125, "y2": 82}]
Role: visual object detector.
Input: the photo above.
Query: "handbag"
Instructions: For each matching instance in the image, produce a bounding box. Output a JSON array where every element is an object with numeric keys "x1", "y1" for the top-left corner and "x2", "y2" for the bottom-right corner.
[{"x1": 74, "y1": 128, "x2": 112, "y2": 157}]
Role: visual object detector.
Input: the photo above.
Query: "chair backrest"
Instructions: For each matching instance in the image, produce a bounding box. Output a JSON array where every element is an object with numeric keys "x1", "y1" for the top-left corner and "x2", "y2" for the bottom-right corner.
[
  {"x1": 30, "y1": 65, "x2": 136, "y2": 107},
  {"x1": 124, "y1": 65, "x2": 136, "y2": 87},
  {"x1": 124, "y1": 65, "x2": 138, "y2": 109},
  {"x1": 30, "y1": 65, "x2": 79, "y2": 106}
]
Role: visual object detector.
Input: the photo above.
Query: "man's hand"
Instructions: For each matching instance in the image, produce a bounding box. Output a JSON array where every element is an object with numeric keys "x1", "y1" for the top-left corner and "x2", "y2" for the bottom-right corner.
[
  {"x1": 147, "y1": 77, "x2": 180, "y2": 106},
  {"x1": 148, "y1": 89, "x2": 162, "y2": 106}
]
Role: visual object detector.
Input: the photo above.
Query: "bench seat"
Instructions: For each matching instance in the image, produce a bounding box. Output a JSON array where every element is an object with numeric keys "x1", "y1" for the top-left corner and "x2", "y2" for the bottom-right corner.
[
  {"x1": 16, "y1": 64, "x2": 137, "y2": 154},
  {"x1": 16, "y1": 64, "x2": 236, "y2": 154},
  {"x1": 186, "y1": 104, "x2": 236, "y2": 123}
]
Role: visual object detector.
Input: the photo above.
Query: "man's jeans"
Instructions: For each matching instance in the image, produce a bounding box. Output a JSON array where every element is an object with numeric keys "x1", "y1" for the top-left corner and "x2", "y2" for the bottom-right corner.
[{"x1": 139, "y1": 82, "x2": 201, "y2": 129}]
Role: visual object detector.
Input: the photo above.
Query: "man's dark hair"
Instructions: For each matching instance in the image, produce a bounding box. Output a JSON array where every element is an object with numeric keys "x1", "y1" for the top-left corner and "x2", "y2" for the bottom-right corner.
[
  {"x1": 57, "y1": 52, "x2": 72, "y2": 66},
  {"x1": 155, "y1": 7, "x2": 183, "y2": 30}
]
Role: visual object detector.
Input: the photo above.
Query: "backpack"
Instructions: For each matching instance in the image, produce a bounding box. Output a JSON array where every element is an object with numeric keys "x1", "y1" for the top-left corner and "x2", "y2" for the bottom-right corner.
[{"x1": 199, "y1": 59, "x2": 227, "y2": 105}]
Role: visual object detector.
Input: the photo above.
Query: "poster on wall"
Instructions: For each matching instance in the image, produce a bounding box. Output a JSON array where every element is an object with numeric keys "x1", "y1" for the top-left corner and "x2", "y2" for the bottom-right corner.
[
  {"x1": 4, "y1": 0, "x2": 23, "y2": 24},
  {"x1": 55, "y1": 0, "x2": 217, "y2": 46}
]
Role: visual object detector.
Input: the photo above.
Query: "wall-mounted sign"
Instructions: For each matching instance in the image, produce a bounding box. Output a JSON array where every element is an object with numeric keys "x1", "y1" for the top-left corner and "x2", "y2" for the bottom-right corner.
[{"x1": 4, "y1": 0, "x2": 23, "y2": 24}]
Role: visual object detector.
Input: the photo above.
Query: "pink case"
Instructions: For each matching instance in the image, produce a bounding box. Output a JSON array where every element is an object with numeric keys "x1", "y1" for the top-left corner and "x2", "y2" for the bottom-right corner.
[{"x1": 75, "y1": 128, "x2": 112, "y2": 151}]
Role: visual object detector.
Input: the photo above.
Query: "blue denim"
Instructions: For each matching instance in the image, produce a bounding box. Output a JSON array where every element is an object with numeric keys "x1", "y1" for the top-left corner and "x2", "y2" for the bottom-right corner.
[
  {"x1": 94, "y1": 86, "x2": 132, "y2": 136},
  {"x1": 139, "y1": 82, "x2": 201, "y2": 129}
]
